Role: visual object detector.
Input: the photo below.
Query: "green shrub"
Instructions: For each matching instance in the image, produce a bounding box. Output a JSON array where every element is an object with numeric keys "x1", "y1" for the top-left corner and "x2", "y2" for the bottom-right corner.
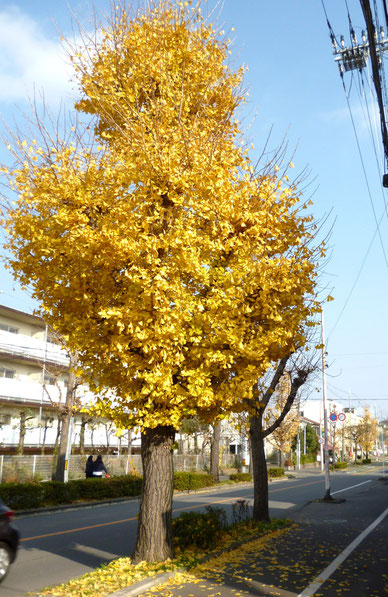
[
  {"x1": 43, "y1": 481, "x2": 78, "y2": 505},
  {"x1": 0, "y1": 482, "x2": 46, "y2": 510},
  {"x1": 0, "y1": 471, "x2": 215, "y2": 511},
  {"x1": 334, "y1": 461, "x2": 347, "y2": 469},
  {"x1": 229, "y1": 472, "x2": 252, "y2": 483},
  {"x1": 300, "y1": 454, "x2": 317, "y2": 464},
  {"x1": 0, "y1": 475, "x2": 143, "y2": 510},
  {"x1": 173, "y1": 472, "x2": 215, "y2": 491},
  {"x1": 172, "y1": 506, "x2": 226, "y2": 549},
  {"x1": 268, "y1": 467, "x2": 285, "y2": 478},
  {"x1": 362, "y1": 458, "x2": 371, "y2": 465}
]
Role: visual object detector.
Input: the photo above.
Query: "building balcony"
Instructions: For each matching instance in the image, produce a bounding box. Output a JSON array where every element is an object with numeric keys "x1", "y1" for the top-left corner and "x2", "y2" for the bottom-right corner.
[
  {"x1": 0, "y1": 330, "x2": 69, "y2": 367},
  {"x1": 0, "y1": 378, "x2": 94, "y2": 408}
]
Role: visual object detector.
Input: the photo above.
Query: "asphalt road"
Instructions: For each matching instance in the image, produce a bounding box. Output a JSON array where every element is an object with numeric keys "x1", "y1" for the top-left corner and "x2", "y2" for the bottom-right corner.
[{"x1": 1, "y1": 466, "x2": 387, "y2": 596}]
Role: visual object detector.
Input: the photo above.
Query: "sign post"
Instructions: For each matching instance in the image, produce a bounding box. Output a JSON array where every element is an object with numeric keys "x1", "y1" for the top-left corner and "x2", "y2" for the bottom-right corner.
[{"x1": 321, "y1": 309, "x2": 332, "y2": 500}]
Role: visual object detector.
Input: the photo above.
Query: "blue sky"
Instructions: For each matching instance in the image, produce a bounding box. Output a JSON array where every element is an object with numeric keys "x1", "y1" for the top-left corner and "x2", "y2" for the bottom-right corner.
[{"x1": 0, "y1": 1, "x2": 387, "y2": 418}]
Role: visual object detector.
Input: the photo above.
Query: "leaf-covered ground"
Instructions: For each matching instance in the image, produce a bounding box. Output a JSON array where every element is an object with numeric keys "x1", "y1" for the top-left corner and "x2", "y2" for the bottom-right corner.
[{"x1": 36, "y1": 520, "x2": 290, "y2": 597}]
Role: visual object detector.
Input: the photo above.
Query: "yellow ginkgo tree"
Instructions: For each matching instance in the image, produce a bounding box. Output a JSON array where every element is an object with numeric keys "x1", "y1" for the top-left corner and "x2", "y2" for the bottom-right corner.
[{"x1": 1, "y1": 0, "x2": 323, "y2": 562}]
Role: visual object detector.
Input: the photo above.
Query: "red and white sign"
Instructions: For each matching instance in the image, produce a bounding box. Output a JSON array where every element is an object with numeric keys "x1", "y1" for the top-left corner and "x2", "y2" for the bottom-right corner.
[{"x1": 338, "y1": 412, "x2": 346, "y2": 422}]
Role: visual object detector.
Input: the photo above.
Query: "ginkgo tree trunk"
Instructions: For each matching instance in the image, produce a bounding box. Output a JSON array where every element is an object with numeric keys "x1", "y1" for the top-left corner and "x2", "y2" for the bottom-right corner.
[{"x1": 1, "y1": 0, "x2": 323, "y2": 562}]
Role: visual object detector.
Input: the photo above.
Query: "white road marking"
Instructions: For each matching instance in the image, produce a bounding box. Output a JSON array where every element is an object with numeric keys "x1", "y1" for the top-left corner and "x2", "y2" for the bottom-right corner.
[
  {"x1": 298, "y1": 506, "x2": 388, "y2": 596},
  {"x1": 73, "y1": 543, "x2": 118, "y2": 560},
  {"x1": 332, "y1": 480, "x2": 372, "y2": 494},
  {"x1": 268, "y1": 500, "x2": 295, "y2": 509}
]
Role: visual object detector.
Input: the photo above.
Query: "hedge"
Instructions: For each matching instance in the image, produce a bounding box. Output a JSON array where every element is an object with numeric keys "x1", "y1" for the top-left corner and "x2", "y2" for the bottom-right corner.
[
  {"x1": 268, "y1": 467, "x2": 285, "y2": 478},
  {"x1": 0, "y1": 473, "x2": 217, "y2": 510},
  {"x1": 0, "y1": 470, "x2": 254, "y2": 510},
  {"x1": 173, "y1": 472, "x2": 216, "y2": 491},
  {"x1": 229, "y1": 472, "x2": 252, "y2": 483},
  {"x1": 0, "y1": 475, "x2": 142, "y2": 511},
  {"x1": 334, "y1": 461, "x2": 348, "y2": 469}
]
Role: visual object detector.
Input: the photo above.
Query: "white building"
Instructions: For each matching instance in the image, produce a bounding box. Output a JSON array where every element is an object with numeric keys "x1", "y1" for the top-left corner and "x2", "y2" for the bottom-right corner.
[
  {"x1": 0, "y1": 304, "x2": 137, "y2": 453},
  {"x1": 301, "y1": 398, "x2": 362, "y2": 459}
]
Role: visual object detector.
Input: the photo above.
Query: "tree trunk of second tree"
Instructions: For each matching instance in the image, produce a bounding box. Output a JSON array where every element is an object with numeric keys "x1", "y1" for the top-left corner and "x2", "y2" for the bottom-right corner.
[
  {"x1": 17, "y1": 411, "x2": 26, "y2": 455},
  {"x1": 132, "y1": 425, "x2": 175, "y2": 563},
  {"x1": 250, "y1": 415, "x2": 270, "y2": 523},
  {"x1": 210, "y1": 422, "x2": 221, "y2": 481},
  {"x1": 55, "y1": 357, "x2": 77, "y2": 482},
  {"x1": 55, "y1": 408, "x2": 72, "y2": 482}
]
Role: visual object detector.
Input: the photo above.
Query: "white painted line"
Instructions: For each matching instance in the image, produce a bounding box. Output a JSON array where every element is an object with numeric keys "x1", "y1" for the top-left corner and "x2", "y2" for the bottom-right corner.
[
  {"x1": 268, "y1": 500, "x2": 295, "y2": 509},
  {"x1": 332, "y1": 480, "x2": 372, "y2": 495},
  {"x1": 298, "y1": 506, "x2": 388, "y2": 596}
]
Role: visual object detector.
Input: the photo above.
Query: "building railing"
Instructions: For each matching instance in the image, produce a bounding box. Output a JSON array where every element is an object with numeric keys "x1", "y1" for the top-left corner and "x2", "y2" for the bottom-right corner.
[{"x1": 0, "y1": 331, "x2": 69, "y2": 367}]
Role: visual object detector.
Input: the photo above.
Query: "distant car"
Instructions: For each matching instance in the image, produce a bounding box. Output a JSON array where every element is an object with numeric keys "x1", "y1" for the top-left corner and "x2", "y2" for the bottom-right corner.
[{"x1": 0, "y1": 499, "x2": 19, "y2": 582}]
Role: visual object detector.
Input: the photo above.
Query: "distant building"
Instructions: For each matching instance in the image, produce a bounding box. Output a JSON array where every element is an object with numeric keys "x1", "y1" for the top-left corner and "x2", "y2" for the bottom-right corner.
[{"x1": 0, "y1": 304, "x2": 138, "y2": 453}]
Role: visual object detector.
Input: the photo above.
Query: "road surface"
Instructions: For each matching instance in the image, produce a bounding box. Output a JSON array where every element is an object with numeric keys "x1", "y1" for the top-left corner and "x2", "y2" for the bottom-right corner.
[{"x1": 1, "y1": 466, "x2": 387, "y2": 596}]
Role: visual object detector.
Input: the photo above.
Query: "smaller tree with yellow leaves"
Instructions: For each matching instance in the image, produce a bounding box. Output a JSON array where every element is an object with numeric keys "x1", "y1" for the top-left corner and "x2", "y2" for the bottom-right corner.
[{"x1": 358, "y1": 407, "x2": 378, "y2": 459}]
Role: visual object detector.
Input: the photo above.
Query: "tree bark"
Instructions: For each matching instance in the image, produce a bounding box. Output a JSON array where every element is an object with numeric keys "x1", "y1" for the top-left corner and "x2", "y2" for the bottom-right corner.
[
  {"x1": 55, "y1": 354, "x2": 77, "y2": 481},
  {"x1": 133, "y1": 425, "x2": 175, "y2": 563},
  {"x1": 55, "y1": 408, "x2": 72, "y2": 481},
  {"x1": 250, "y1": 414, "x2": 270, "y2": 522},
  {"x1": 79, "y1": 417, "x2": 87, "y2": 455},
  {"x1": 279, "y1": 448, "x2": 284, "y2": 468},
  {"x1": 17, "y1": 411, "x2": 26, "y2": 455},
  {"x1": 210, "y1": 421, "x2": 221, "y2": 481}
]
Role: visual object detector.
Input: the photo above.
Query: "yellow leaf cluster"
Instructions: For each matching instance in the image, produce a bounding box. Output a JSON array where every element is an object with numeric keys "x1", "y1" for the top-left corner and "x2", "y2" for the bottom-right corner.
[{"x1": 2, "y1": 1, "x2": 323, "y2": 430}]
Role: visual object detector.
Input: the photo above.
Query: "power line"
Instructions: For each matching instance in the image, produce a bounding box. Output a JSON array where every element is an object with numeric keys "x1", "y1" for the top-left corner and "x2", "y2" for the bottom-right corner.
[{"x1": 328, "y1": 208, "x2": 386, "y2": 339}]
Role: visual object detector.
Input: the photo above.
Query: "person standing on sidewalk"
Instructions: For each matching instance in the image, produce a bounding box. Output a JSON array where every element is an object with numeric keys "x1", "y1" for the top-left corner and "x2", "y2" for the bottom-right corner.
[
  {"x1": 92, "y1": 455, "x2": 110, "y2": 478},
  {"x1": 85, "y1": 455, "x2": 94, "y2": 478}
]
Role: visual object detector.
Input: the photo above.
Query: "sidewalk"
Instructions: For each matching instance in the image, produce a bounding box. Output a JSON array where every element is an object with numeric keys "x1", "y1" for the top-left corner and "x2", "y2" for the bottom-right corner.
[{"x1": 106, "y1": 469, "x2": 387, "y2": 597}]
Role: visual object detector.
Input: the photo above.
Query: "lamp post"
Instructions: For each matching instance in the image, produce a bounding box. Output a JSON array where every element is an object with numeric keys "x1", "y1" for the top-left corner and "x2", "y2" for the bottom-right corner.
[{"x1": 321, "y1": 309, "x2": 332, "y2": 500}]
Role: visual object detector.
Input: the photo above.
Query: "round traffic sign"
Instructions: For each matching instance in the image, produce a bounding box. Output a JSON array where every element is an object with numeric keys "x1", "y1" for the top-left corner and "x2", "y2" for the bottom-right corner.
[
  {"x1": 318, "y1": 438, "x2": 324, "y2": 444},
  {"x1": 338, "y1": 412, "x2": 346, "y2": 422},
  {"x1": 329, "y1": 412, "x2": 337, "y2": 422}
]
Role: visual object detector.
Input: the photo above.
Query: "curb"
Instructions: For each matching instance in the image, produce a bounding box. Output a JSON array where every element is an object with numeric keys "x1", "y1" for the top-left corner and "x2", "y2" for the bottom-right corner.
[
  {"x1": 14, "y1": 495, "x2": 138, "y2": 518},
  {"x1": 106, "y1": 571, "x2": 178, "y2": 597}
]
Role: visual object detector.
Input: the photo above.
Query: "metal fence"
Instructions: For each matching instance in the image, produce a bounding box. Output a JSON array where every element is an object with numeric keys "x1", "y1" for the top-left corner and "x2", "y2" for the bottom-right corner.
[{"x1": 0, "y1": 453, "x2": 236, "y2": 483}]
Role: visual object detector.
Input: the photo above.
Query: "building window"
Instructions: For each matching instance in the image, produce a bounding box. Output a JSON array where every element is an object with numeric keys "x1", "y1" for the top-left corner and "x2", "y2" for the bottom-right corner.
[
  {"x1": 0, "y1": 367, "x2": 15, "y2": 379},
  {"x1": 0, "y1": 415, "x2": 12, "y2": 425},
  {"x1": 44, "y1": 374, "x2": 56, "y2": 386},
  {"x1": 0, "y1": 323, "x2": 19, "y2": 334}
]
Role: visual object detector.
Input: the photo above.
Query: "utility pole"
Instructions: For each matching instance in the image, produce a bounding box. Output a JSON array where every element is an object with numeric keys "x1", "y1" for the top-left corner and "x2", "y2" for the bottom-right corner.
[
  {"x1": 321, "y1": 309, "x2": 332, "y2": 500},
  {"x1": 329, "y1": 1, "x2": 388, "y2": 185}
]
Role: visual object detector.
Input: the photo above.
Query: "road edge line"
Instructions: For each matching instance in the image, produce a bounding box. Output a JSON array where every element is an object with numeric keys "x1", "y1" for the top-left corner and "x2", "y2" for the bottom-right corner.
[{"x1": 298, "y1": 505, "x2": 388, "y2": 596}]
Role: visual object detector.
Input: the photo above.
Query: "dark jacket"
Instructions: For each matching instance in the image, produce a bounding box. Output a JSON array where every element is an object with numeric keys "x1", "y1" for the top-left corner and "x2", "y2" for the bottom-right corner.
[
  {"x1": 93, "y1": 457, "x2": 108, "y2": 476},
  {"x1": 85, "y1": 456, "x2": 94, "y2": 478}
]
